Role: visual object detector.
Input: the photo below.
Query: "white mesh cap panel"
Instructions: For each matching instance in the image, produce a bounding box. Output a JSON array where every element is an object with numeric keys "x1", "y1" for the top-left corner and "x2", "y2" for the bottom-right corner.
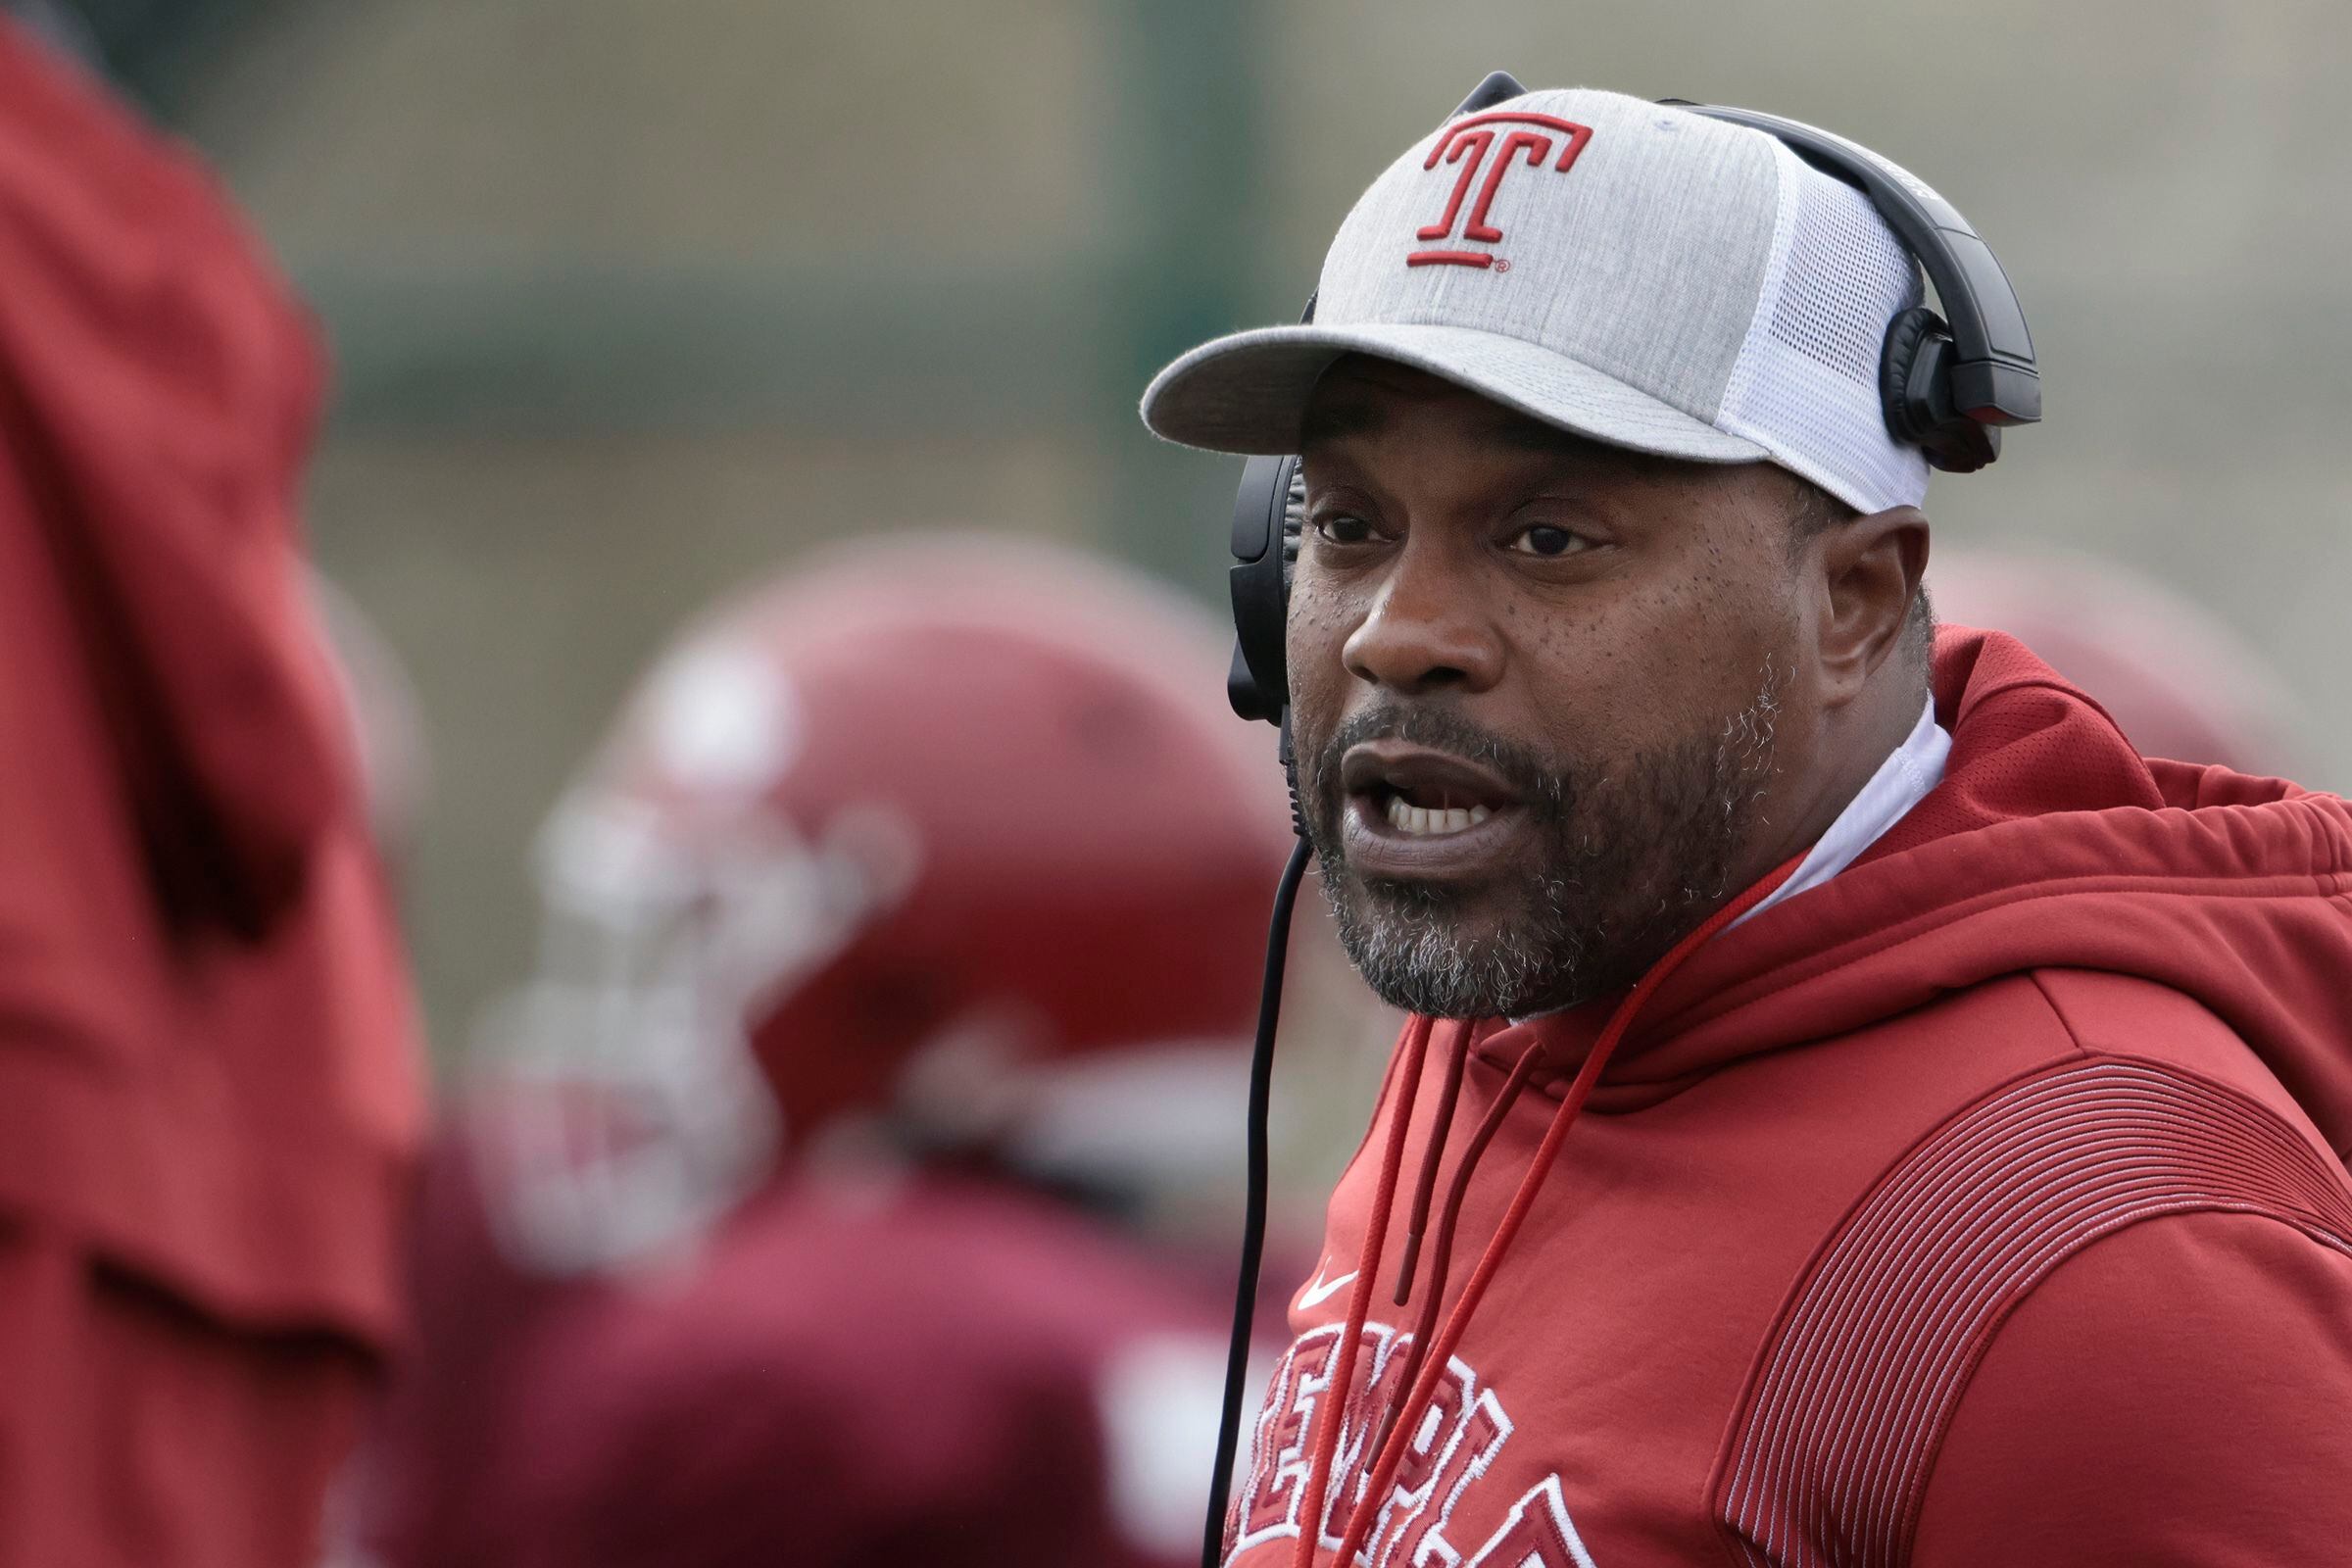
[{"x1": 1718, "y1": 143, "x2": 1931, "y2": 514}]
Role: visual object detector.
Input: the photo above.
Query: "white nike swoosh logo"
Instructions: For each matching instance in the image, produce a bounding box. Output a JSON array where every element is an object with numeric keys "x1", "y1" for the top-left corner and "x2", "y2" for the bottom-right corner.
[{"x1": 1298, "y1": 1268, "x2": 1359, "y2": 1308}]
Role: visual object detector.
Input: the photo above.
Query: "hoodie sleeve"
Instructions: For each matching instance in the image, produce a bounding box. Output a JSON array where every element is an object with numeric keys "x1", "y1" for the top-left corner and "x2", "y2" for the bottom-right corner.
[
  {"x1": 0, "y1": 17, "x2": 422, "y2": 1343},
  {"x1": 0, "y1": 19, "x2": 349, "y2": 928},
  {"x1": 1913, "y1": 1208, "x2": 2352, "y2": 1565}
]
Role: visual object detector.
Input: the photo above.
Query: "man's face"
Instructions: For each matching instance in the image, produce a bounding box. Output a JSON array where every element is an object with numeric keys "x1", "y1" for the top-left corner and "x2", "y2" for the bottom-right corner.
[{"x1": 1288, "y1": 358, "x2": 1824, "y2": 1019}]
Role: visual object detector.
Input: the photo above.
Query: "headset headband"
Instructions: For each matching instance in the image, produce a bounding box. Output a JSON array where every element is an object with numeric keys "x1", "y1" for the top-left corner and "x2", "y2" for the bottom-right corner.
[{"x1": 1663, "y1": 100, "x2": 2039, "y2": 426}]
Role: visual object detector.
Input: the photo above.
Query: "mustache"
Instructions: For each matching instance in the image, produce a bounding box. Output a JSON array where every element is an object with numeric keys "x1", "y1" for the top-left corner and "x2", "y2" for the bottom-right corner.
[{"x1": 1309, "y1": 703, "x2": 1572, "y2": 818}]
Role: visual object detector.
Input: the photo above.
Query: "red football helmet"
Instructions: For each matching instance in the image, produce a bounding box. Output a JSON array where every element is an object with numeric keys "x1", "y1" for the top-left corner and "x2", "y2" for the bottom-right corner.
[
  {"x1": 479, "y1": 534, "x2": 1294, "y2": 1271},
  {"x1": 1926, "y1": 548, "x2": 2306, "y2": 777}
]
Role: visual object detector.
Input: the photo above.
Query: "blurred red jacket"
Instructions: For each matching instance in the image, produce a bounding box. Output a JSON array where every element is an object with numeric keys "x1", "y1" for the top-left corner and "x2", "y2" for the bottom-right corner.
[
  {"x1": 352, "y1": 1124, "x2": 1253, "y2": 1568},
  {"x1": 0, "y1": 20, "x2": 422, "y2": 1350},
  {"x1": 1243, "y1": 629, "x2": 2352, "y2": 1567}
]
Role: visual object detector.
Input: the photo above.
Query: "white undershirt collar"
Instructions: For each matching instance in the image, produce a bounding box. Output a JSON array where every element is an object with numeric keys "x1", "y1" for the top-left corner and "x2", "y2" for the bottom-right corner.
[{"x1": 1731, "y1": 695, "x2": 1949, "y2": 929}]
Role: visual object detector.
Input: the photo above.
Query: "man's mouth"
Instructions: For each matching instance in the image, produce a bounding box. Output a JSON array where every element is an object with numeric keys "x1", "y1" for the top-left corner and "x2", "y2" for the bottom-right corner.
[
  {"x1": 1379, "y1": 796, "x2": 1495, "y2": 837},
  {"x1": 1338, "y1": 740, "x2": 1531, "y2": 876}
]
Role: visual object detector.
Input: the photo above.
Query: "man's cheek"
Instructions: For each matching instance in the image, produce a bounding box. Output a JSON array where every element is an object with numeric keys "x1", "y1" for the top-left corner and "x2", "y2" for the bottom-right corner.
[{"x1": 1284, "y1": 574, "x2": 1353, "y2": 699}]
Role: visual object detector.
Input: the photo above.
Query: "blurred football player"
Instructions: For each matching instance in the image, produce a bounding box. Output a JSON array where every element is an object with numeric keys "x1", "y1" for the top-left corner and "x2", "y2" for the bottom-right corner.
[
  {"x1": 0, "y1": 20, "x2": 424, "y2": 1568},
  {"x1": 345, "y1": 535, "x2": 1300, "y2": 1568}
]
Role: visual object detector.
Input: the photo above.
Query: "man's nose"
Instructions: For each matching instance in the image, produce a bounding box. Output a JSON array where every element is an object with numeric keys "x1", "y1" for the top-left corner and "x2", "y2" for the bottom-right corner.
[{"x1": 1341, "y1": 542, "x2": 1504, "y2": 696}]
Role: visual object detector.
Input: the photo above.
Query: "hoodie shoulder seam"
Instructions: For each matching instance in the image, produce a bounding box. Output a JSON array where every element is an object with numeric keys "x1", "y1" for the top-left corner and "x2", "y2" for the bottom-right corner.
[
  {"x1": 2021, "y1": 969, "x2": 2098, "y2": 1065},
  {"x1": 1711, "y1": 1056, "x2": 2352, "y2": 1567}
]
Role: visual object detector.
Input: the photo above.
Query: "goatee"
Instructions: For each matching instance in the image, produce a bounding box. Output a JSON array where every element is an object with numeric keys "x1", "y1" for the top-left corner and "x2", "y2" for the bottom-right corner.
[{"x1": 1299, "y1": 667, "x2": 1787, "y2": 1019}]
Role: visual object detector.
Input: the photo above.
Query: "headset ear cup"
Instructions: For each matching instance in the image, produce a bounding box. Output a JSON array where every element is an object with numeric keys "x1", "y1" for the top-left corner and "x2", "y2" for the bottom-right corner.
[
  {"x1": 1225, "y1": 455, "x2": 1303, "y2": 724},
  {"x1": 1880, "y1": 305, "x2": 1998, "y2": 475},
  {"x1": 1879, "y1": 305, "x2": 1940, "y2": 446}
]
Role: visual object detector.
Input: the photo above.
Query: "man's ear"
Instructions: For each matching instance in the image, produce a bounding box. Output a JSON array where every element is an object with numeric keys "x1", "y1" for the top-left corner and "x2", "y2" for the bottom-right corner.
[{"x1": 1816, "y1": 507, "x2": 1929, "y2": 708}]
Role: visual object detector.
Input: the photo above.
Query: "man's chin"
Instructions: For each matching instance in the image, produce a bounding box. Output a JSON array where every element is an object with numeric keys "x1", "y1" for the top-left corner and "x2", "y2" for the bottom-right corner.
[
  {"x1": 1354, "y1": 875, "x2": 1515, "y2": 929},
  {"x1": 1328, "y1": 876, "x2": 1578, "y2": 1020}
]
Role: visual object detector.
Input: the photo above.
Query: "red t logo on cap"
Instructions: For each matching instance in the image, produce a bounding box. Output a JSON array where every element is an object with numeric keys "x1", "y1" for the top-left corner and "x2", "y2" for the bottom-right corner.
[{"x1": 1408, "y1": 112, "x2": 1593, "y2": 270}]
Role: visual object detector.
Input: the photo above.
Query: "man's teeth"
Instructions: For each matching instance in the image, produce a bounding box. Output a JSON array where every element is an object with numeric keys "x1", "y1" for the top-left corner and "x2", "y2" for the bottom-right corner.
[{"x1": 1383, "y1": 797, "x2": 1494, "y2": 837}]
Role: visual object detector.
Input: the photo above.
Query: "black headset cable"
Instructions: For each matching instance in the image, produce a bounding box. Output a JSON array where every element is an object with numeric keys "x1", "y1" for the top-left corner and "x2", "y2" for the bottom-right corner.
[{"x1": 1201, "y1": 830, "x2": 1312, "y2": 1568}]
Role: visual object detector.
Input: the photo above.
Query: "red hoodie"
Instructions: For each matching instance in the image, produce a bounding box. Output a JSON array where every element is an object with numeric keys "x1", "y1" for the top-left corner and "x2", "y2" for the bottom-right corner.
[
  {"x1": 0, "y1": 21, "x2": 422, "y2": 1345},
  {"x1": 1232, "y1": 628, "x2": 2352, "y2": 1568}
]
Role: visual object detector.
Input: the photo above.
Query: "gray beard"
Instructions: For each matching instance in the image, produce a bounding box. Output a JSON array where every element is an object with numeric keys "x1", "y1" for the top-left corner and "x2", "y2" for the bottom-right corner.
[{"x1": 1303, "y1": 666, "x2": 1786, "y2": 1020}]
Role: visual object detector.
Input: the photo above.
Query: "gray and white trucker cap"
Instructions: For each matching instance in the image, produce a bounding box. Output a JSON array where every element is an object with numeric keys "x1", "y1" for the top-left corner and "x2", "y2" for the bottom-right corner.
[{"x1": 1141, "y1": 88, "x2": 1931, "y2": 515}]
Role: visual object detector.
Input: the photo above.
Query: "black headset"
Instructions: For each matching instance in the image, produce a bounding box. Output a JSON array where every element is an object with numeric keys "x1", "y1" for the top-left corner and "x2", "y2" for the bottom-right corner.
[
  {"x1": 1221, "y1": 69, "x2": 2041, "y2": 729},
  {"x1": 1199, "y1": 72, "x2": 2041, "y2": 1568}
]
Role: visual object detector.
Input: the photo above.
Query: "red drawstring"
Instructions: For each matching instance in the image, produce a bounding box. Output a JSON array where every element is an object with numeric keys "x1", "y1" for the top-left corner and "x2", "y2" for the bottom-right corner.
[
  {"x1": 1325, "y1": 856, "x2": 1802, "y2": 1566},
  {"x1": 1287, "y1": 1012, "x2": 1435, "y2": 1568},
  {"x1": 1392, "y1": 1020, "x2": 1471, "y2": 1305},
  {"x1": 1368, "y1": 1030, "x2": 1544, "y2": 1464}
]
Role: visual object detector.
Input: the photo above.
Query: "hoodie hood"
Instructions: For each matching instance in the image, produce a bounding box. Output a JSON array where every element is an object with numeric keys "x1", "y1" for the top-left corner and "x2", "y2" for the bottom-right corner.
[{"x1": 1485, "y1": 625, "x2": 2352, "y2": 1164}]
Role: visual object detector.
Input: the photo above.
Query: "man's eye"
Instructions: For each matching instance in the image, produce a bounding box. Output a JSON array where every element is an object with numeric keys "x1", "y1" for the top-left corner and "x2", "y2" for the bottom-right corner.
[
  {"x1": 1314, "y1": 514, "x2": 1376, "y2": 546},
  {"x1": 1506, "y1": 524, "x2": 1589, "y2": 558}
]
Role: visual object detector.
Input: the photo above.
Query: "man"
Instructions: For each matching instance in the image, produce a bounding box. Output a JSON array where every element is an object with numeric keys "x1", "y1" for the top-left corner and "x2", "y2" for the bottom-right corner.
[
  {"x1": 0, "y1": 18, "x2": 424, "y2": 1568},
  {"x1": 344, "y1": 536, "x2": 1310, "y2": 1568},
  {"x1": 1142, "y1": 87, "x2": 2352, "y2": 1566}
]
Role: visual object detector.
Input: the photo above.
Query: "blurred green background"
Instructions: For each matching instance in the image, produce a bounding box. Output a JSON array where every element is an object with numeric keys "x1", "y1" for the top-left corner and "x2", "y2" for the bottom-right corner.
[{"x1": 42, "y1": 0, "x2": 2352, "y2": 1054}]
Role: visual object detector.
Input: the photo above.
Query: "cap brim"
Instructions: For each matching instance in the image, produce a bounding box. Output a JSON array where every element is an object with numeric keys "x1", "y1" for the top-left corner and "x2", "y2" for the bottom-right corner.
[{"x1": 1140, "y1": 321, "x2": 1770, "y2": 465}]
